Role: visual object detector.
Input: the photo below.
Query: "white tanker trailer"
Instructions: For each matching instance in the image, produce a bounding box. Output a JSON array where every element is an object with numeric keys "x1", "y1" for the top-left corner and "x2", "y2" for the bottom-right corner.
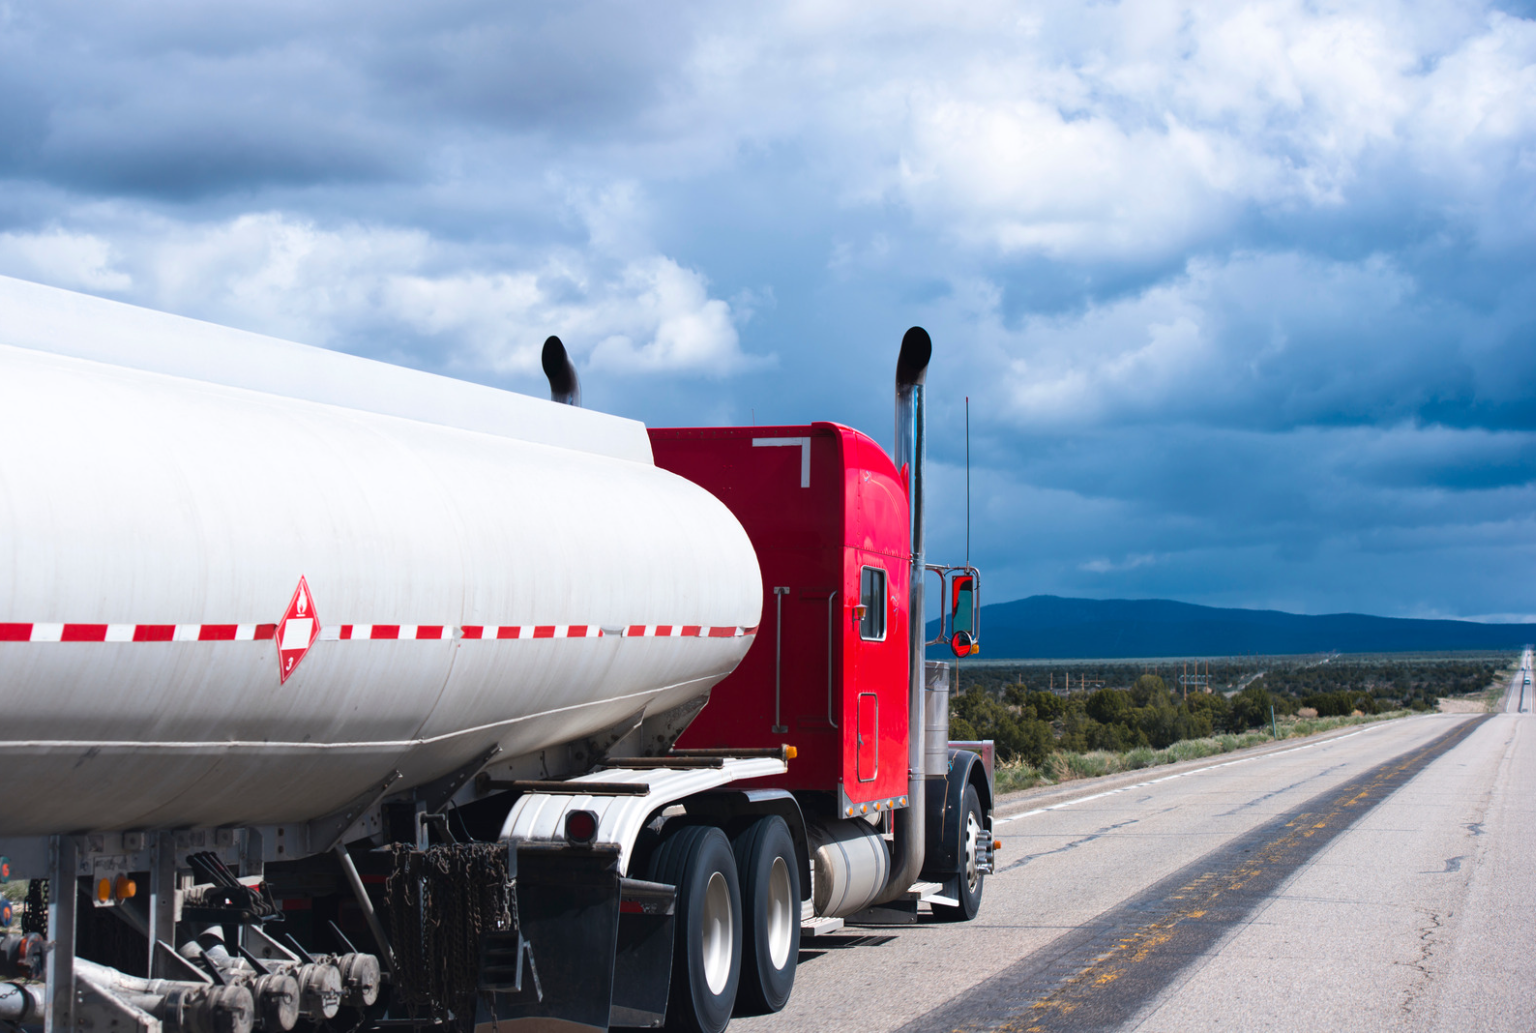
[{"x1": 0, "y1": 274, "x2": 996, "y2": 1033}]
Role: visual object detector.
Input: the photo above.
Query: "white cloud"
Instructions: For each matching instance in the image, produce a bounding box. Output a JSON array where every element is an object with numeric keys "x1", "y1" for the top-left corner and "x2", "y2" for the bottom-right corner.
[
  {"x1": 956, "y1": 249, "x2": 1527, "y2": 431},
  {"x1": 1082, "y1": 553, "x2": 1159, "y2": 574},
  {"x1": 0, "y1": 210, "x2": 764, "y2": 379},
  {"x1": 659, "y1": 1, "x2": 1536, "y2": 262},
  {"x1": 0, "y1": 228, "x2": 132, "y2": 292}
]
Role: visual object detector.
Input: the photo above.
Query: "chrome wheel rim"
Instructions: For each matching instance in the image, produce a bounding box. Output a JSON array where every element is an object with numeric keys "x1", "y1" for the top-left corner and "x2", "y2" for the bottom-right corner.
[
  {"x1": 766, "y1": 856, "x2": 794, "y2": 969},
  {"x1": 963, "y1": 811, "x2": 982, "y2": 893},
  {"x1": 702, "y1": 870, "x2": 734, "y2": 994}
]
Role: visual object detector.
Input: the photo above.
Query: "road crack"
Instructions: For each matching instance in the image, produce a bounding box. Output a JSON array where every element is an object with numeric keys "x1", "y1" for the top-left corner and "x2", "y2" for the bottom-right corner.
[
  {"x1": 1397, "y1": 907, "x2": 1445, "y2": 1017},
  {"x1": 998, "y1": 815, "x2": 1154, "y2": 875}
]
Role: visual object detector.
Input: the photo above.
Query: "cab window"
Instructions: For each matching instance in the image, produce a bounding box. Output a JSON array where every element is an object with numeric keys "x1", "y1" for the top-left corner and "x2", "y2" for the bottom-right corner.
[{"x1": 859, "y1": 566, "x2": 887, "y2": 640}]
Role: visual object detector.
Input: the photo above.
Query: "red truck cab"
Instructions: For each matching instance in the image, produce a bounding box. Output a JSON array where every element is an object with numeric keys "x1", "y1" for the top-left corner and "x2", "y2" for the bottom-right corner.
[{"x1": 650, "y1": 423, "x2": 912, "y2": 816}]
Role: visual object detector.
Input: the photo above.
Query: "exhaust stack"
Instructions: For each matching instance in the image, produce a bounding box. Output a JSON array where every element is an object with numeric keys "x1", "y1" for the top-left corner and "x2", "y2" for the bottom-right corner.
[
  {"x1": 878, "y1": 326, "x2": 932, "y2": 903},
  {"x1": 541, "y1": 336, "x2": 581, "y2": 406}
]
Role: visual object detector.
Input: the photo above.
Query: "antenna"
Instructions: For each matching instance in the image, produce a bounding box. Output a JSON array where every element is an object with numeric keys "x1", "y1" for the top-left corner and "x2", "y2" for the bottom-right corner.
[{"x1": 965, "y1": 396, "x2": 971, "y2": 568}]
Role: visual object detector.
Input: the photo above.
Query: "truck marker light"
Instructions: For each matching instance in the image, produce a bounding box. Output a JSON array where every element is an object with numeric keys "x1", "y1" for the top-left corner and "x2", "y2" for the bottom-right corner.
[
  {"x1": 784, "y1": 746, "x2": 798, "y2": 760},
  {"x1": 564, "y1": 810, "x2": 599, "y2": 846},
  {"x1": 114, "y1": 876, "x2": 137, "y2": 900},
  {"x1": 993, "y1": 840, "x2": 1002, "y2": 850},
  {"x1": 96, "y1": 879, "x2": 112, "y2": 903}
]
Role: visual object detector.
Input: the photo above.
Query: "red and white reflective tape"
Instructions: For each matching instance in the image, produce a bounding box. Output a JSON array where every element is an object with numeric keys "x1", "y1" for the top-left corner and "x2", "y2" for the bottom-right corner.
[
  {"x1": 321, "y1": 625, "x2": 451, "y2": 641},
  {"x1": 1, "y1": 622, "x2": 757, "y2": 642},
  {"x1": 0, "y1": 623, "x2": 276, "y2": 643},
  {"x1": 460, "y1": 625, "x2": 604, "y2": 640},
  {"x1": 624, "y1": 625, "x2": 753, "y2": 638}
]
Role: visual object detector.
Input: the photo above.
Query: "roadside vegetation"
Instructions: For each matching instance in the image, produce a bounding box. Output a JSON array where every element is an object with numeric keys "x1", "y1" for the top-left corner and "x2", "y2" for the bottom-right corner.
[{"x1": 949, "y1": 652, "x2": 1515, "y2": 795}]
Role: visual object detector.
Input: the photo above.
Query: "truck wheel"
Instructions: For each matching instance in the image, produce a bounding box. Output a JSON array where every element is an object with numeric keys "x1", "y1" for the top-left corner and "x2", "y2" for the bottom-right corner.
[
  {"x1": 650, "y1": 825, "x2": 742, "y2": 1033},
  {"x1": 932, "y1": 784, "x2": 985, "y2": 922},
  {"x1": 731, "y1": 816, "x2": 800, "y2": 1014}
]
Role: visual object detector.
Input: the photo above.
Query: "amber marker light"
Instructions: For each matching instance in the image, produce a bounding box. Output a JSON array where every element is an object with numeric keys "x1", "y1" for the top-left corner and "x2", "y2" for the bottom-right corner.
[
  {"x1": 96, "y1": 878, "x2": 111, "y2": 903},
  {"x1": 114, "y1": 875, "x2": 137, "y2": 899}
]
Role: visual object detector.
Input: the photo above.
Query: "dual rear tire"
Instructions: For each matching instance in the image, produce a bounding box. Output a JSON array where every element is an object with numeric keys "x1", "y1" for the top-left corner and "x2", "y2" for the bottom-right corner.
[
  {"x1": 648, "y1": 818, "x2": 801, "y2": 1032},
  {"x1": 731, "y1": 816, "x2": 800, "y2": 1014}
]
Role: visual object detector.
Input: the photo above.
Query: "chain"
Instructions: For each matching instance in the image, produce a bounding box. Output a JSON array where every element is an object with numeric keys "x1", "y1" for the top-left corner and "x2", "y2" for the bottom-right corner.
[
  {"x1": 385, "y1": 843, "x2": 513, "y2": 1029},
  {"x1": 21, "y1": 879, "x2": 48, "y2": 935}
]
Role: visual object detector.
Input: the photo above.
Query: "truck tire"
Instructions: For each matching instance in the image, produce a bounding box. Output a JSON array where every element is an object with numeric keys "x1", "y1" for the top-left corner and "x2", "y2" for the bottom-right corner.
[
  {"x1": 649, "y1": 825, "x2": 742, "y2": 1033},
  {"x1": 730, "y1": 816, "x2": 800, "y2": 1014},
  {"x1": 932, "y1": 784, "x2": 985, "y2": 922}
]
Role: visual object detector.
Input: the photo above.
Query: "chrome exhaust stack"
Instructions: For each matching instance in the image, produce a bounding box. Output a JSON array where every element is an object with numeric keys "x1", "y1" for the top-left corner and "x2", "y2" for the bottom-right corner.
[{"x1": 877, "y1": 326, "x2": 932, "y2": 904}]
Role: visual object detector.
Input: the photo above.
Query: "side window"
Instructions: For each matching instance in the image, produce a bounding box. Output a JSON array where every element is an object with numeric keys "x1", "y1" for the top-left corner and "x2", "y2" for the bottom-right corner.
[{"x1": 859, "y1": 566, "x2": 887, "y2": 640}]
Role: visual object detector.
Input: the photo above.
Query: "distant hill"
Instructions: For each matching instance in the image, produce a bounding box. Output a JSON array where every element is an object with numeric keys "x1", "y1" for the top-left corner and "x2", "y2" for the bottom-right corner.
[{"x1": 927, "y1": 595, "x2": 1536, "y2": 659}]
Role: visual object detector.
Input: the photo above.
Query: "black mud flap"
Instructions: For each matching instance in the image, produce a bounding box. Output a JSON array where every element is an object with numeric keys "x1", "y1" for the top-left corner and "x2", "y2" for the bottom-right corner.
[
  {"x1": 477, "y1": 847, "x2": 622, "y2": 1033},
  {"x1": 609, "y1": 878, "x2": 677, "y2": 1029}
]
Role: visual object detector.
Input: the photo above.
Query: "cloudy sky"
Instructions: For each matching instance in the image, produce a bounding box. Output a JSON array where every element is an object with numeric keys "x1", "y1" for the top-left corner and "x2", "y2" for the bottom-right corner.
[{"x1": 2, "y1": 1, "x2": 1533, "y2": 621}]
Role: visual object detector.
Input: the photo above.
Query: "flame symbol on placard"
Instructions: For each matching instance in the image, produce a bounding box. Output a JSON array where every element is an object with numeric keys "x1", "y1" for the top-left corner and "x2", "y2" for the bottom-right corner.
[{"x1": 297, "y1": 587, "x2": 308, "y2": 616}]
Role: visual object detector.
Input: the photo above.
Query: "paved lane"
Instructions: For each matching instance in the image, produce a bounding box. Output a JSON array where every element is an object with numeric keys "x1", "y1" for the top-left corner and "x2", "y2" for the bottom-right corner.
[
  {"x1": 1502, "y1": 646, "x2": 1532, "y2": 713},
  {"x1": 738, "y1": 669, "x2": 1532, "y2": 1033}
]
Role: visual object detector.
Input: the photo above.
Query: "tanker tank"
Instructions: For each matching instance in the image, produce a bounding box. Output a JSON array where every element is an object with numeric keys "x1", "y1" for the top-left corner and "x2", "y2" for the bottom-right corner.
[{"x1": 0, "y1": 275, "x2": 762, "y2": 835}]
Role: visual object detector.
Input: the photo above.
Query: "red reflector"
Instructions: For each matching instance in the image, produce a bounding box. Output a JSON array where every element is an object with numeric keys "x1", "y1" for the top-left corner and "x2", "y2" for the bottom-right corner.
[
  {"x1": 619, "y1": 900, "x2": 643, "y2": 914},
  {"x1": 565, "y1": 809, "x2": 599, "y2": 845}
]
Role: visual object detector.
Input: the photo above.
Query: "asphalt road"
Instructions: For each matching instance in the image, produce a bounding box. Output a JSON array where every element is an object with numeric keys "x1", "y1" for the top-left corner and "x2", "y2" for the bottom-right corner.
[{"x1": 737, "y1": 653, "x2": 1536, "y2": 1033}]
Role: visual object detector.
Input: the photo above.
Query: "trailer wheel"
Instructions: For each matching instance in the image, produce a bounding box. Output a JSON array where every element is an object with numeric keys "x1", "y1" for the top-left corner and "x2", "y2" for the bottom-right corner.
[
  {"x1": 650, "y1": 825, "x2": 742, "y2": 1033},
  {"x1": 730, "y1": 816, "x2": 800, "y2": 1014},
  {"x1": 932, "y1": 784, "x2": 985, "y2": 922}
]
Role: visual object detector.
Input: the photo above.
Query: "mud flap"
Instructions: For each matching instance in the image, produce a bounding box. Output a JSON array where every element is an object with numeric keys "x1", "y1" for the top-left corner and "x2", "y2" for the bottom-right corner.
[
  {"x1": 609, "y1": 879, "x2": 677, "y2": 1028},
  {"x1": 478, "y1": 848, "x2": 621, "y2": 1033}
]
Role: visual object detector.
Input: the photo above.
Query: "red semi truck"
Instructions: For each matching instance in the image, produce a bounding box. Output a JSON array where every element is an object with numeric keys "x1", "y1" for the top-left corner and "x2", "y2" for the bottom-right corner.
[{"x1": 0, "y1": 281, "x2": 992, "y2": 1033}]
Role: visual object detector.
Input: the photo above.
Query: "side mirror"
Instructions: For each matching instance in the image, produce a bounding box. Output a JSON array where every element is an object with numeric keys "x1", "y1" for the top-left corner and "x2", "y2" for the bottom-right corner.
[
  {"x1": 924, "y1": 564, "x2": 982, "y2": 652},
  {"x1": 950, "y1": 629, "x2": 974, "y2": 658},
  {"x1": 951, "y1": 574, "x2": 975, "y2": 634}
]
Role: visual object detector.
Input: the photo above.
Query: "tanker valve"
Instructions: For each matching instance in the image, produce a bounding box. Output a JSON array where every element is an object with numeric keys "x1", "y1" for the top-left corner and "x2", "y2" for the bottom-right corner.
[
  {"x1": 251, "y1": 973, "x2": 300, "y2": 1032},
  {"x1": 335, "y1": 953, "x2": 382, "y2": 1007},
  {"x1": 295, "y1": 962, "x2": 342, "y2": 1020},
  {"x1": 163, "y1": 984, "x2": 256, "y2": 1033}
]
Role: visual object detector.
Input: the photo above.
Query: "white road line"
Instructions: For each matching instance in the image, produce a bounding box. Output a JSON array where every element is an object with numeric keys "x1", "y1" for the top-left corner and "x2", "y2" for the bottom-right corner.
[{"x1": 993, "y1": 721, "x2": 1406, "y2": 826}]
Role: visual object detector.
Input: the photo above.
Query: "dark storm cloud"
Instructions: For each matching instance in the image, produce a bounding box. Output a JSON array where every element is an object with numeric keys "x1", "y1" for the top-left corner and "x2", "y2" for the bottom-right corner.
[{"x1": 0, "y1": 1, "x2": 700, "y2": 198}]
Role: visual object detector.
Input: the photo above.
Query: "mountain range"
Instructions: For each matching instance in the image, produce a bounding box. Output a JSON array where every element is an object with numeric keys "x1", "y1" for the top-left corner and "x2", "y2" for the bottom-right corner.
[{"x1": 927, "y1": 595, "x2": 1536, "y2": 660}]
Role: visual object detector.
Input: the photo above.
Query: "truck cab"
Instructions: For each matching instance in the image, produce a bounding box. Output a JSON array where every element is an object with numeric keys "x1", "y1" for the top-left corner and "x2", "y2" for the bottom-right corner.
[{"x1": 650, "y1": 424, "x2": 913, "y2": 818}]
